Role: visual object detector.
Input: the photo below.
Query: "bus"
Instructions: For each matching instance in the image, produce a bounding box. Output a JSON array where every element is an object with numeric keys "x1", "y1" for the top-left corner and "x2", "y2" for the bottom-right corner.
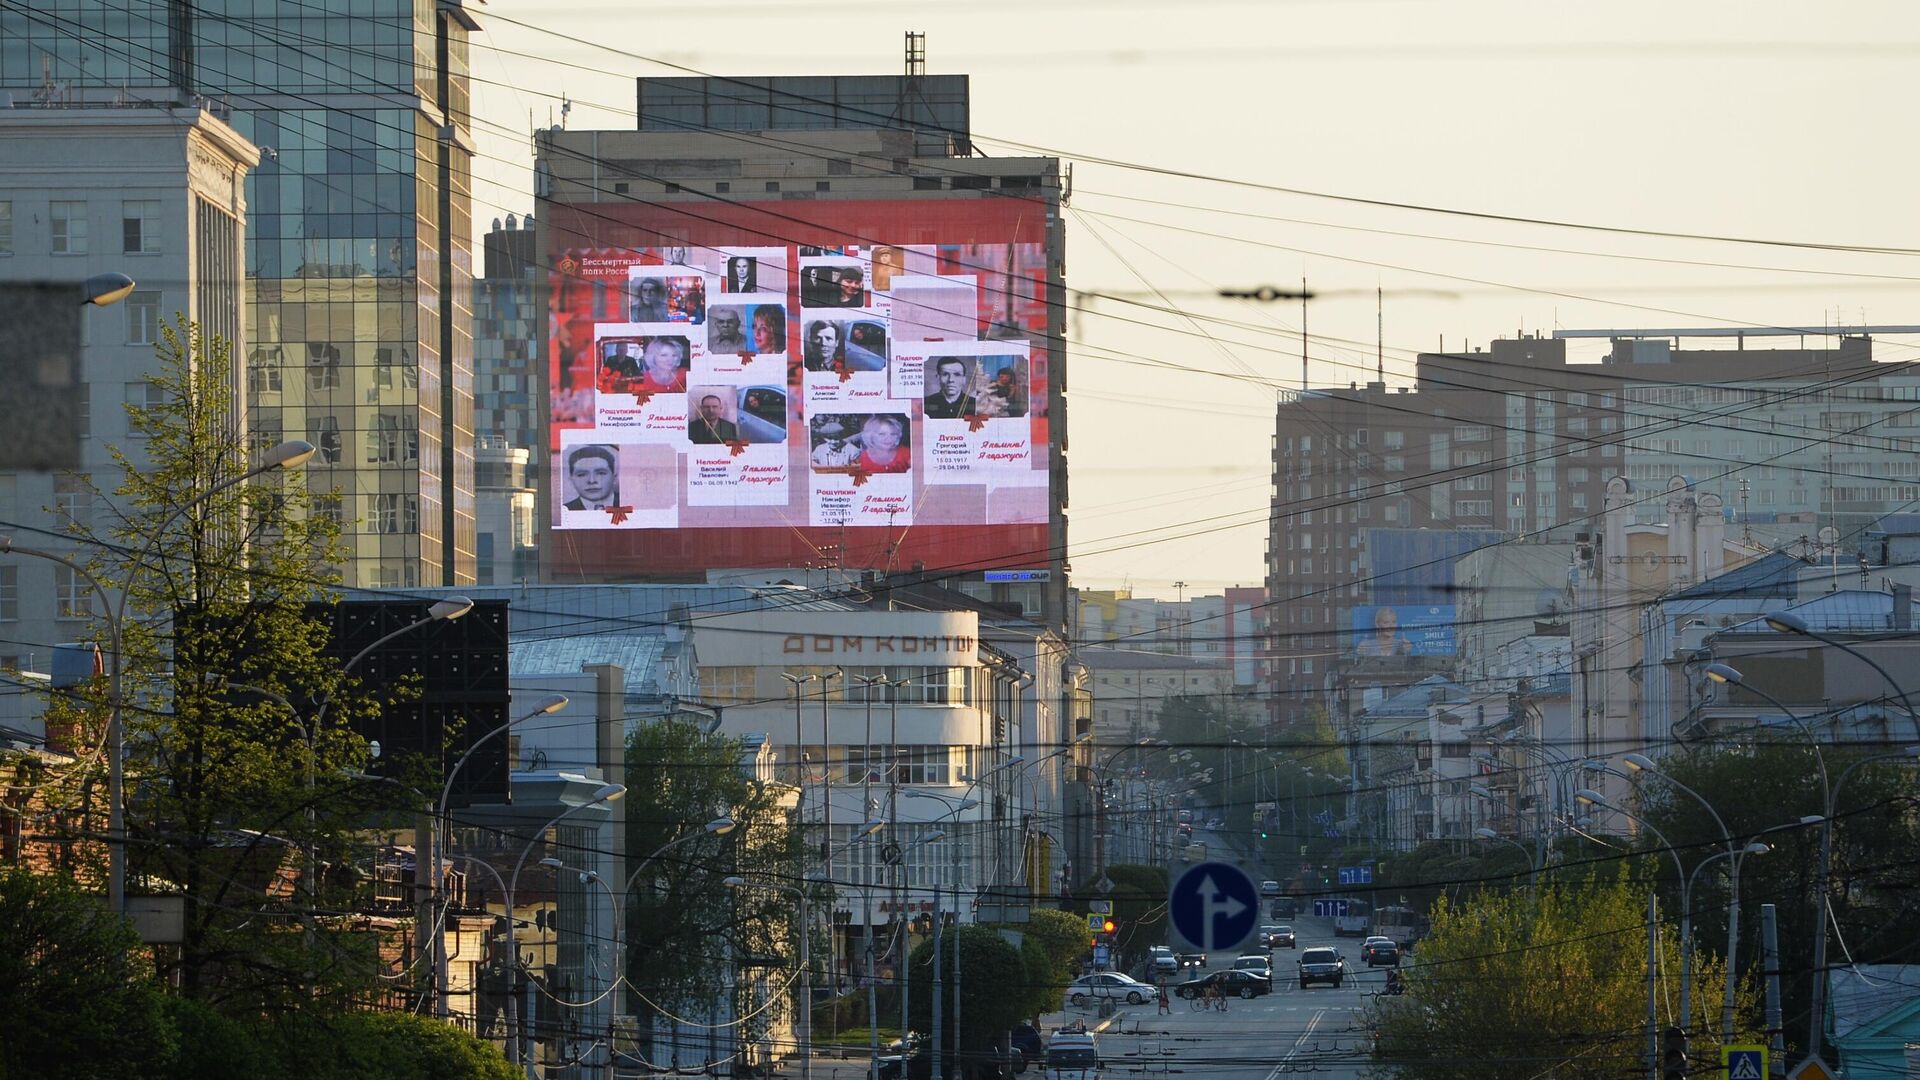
[
  {"x1": 1371, "y1": 905, "x2": 1427, "y2": 951},
  {"x1": 1333, "y1": 898, "x2": 1371, "y2": 937}
]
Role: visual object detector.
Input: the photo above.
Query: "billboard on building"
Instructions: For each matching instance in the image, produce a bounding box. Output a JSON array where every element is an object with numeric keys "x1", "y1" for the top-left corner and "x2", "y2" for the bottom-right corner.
[
  {"x1": 544, "y1": 199, "x2": 1054, "y2": 577},
  {"x1": 1350, "y1": 605, "x2": 1456, "y2": 657}
]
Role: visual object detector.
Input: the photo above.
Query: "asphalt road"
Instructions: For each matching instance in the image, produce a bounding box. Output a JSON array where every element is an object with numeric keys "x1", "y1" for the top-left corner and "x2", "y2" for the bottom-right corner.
[{"x1": 1088, "y1": 915, "x2": 1390, "y2": 1079}]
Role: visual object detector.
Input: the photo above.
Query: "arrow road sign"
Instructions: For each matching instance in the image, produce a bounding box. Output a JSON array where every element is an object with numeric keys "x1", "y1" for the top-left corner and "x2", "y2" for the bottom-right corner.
[{"x1": 1167, "y1": 861, "x2": 1260, "y2": 955}]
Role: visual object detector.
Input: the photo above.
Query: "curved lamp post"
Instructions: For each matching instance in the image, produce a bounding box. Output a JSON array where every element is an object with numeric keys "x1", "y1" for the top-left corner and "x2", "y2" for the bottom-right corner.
[
  {"x1": 1764, "y1": 610, "x2": 1920, "y2": 741},
  {"x1": 1471, "y1": 827, "x2": 1541, "y2": 885},
  {"x1": 504, "y1": 783, "x2": 626, "y2": 1071},
  {"x1": 81, "y1": 271, "x2": 138, "y2": 307}
]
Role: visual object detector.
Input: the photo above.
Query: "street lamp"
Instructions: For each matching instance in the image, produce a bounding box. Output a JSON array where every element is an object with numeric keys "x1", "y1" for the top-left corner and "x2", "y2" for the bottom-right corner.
[
  {"x1": 81, "y1": 271, "x2": 138, "y2": 307},
  {"x1": 1763, "y1": 610, "x2": 1920, "y2": 740},
  {"x1": 725, "y1": 876, "x2": 814, "y2": 1080},
  {"x1": 504, "y1": 782, "x2": 626, "y2": 1071},
  {"x1": 1804, "y1": 744, "x2": 1920, "y2": 1060},
  {"x1": 0, "y1": 436, "x2": 316, "y2": 914}
]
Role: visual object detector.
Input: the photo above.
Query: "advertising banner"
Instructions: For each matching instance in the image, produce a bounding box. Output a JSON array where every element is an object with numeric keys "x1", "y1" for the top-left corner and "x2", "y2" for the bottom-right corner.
[
  {"x1": 546, "y1": 199, "x2": 1055, "y2": 577},
  {"x1": 1349, "y1": 605, "x2": 1457, "y2": 657}
]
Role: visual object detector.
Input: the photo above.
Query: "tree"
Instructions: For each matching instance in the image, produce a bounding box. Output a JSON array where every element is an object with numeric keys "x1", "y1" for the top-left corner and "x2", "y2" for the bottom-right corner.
[
  {"x1": 1010, "y1": 907, "x2": 1090, "y2": 1022},
  {"x1": 1076, "y1": 863, "x2": 1166, "y2": 971},
  {"x1": 62, "y1": 318, "x2": 404, "y2": 1009},
  {"x1": 1636, "y1": 743, "x2": 1920, "y2": 1056},
  {"x1": 0, "y1": 868, "x2": 172, "y2": 1078},
  {"x1": 905, "y1": 924, "x2": 1029, "y2": 1070},
  {"x1": 1369, "y1": 876, "x2": 1760, "y2": 1080},
  {"x1": 623, "y1": 721, "x2": 810, "y2": 1046}
]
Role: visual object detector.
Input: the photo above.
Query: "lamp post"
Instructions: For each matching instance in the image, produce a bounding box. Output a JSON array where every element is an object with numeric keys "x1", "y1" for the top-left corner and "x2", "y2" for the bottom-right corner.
[
  {"x1": 539, "y1": 854, "x2": 621, "y2": 1075},
  {"x1": 926, "y1": 756, "x2": 1024, "y2": 1080},
  {"x1": 1763, "y1": 610, "x2": 1920, "y2": 741},
  {"x1": 725, "y1": 876, "x2": 813, "y2": 1080},
  {"x1": 505, "y1": 783, "x2": 627, "y2": 1075},
  {"x1": 1471, "y1": 827, "x2": 1539, "y2": 885},
  {"x1": 904, "y1": 791, "x2": 981, "y2": 1080},
  {"x1": 1803, "y1": 744, "x2": 1920, "y2": 1061}
]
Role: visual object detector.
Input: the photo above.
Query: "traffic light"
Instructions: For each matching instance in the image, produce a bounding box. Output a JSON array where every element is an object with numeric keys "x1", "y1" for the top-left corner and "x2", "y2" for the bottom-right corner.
[
  {"x1": 1101, "y1": 917, "x2": 1116, "y2": 934},
  {"x1": 1660, "y1": 1026, "x2": 1688, "y2": 1079}
]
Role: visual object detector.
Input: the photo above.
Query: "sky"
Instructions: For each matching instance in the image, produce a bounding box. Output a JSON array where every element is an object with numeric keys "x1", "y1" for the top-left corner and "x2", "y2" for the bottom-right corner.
[{"x1": 466, "y1": 0, "x2": 1920, "y2": 599}]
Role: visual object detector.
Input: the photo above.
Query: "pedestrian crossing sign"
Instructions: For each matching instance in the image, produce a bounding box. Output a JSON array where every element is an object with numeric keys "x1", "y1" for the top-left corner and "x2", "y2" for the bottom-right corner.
[{"x1": 1723, "y1": 1046, "x2": 1766, "y2": 1079}]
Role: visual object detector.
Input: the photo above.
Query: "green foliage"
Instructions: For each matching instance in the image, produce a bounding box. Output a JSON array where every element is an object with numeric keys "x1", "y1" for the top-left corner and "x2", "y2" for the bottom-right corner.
[
  {"x1": 624, "y1": 722, "x2": 810, "y2": 1034},
  {"x1": 1081, "y1": 864, "x2": 1166, "y2": 970},
  {"x1": 1636, "y1": 743, "x2": 1920, "y2": 1055},
  {"x1": 58, "y1": 319, "x2": 408, "y2": 1009},
  {"x1": 905, "y1": 925, "x2": 1030, "y2": 1062},
  {"x1": 1368, "y1": 876, "x2": 1760, "y2": 1080},
  {"x1": 0, "y1": 869, "x2": 172, "y2": 1078},
  {"x1": 1010, "y1": 908, "x2": 1089, "y2": 1021}
]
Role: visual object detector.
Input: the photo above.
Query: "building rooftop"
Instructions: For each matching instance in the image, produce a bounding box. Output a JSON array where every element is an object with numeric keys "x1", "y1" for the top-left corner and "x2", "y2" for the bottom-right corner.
[{"x1": 1722, "y1": 589, "x2": 1918, "y2": 635}]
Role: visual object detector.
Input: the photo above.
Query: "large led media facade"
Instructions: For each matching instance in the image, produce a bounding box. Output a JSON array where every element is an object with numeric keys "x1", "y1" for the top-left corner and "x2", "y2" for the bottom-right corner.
[{"x1": 543, "y1": 196, "x2": 1058, "y2": 582}]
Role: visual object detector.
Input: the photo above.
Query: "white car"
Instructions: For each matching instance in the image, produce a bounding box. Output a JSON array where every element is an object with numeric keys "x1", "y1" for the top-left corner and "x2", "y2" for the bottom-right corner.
[
  {"x1": 1260, "y1": 880, "x2": 1282, "y2": 897},
  {"x1": 1063, "y1": 972, "x2": 1152, "y2": 1007},
  {"x1": 1148, "y1": 946, "x2": 1178, "y2": 976}
]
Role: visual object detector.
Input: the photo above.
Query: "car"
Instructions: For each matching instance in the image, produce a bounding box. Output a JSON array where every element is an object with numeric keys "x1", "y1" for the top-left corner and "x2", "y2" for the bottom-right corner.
[
  {"x1": 1204, "y1": 817, "x2": 1223, "y2": 831},
  {"x1": 1042, "y1": 1027, "x2": 1101, "y2": 1079},
  {"x1": 1259, "y1": 925, "x2": 1296, "y2": 949},
  {"x1": 1271, "y1": 897, "x2": 1299, "y2": 920},
  {"x1": 1010, "y1": 1023, "x2": 1044, "y2": 1075},
  {"x1": 1175, "y1": 968, "x2": 1273, "y2": 1000},
  {"x1": 1176, "y1": 951, "x2": 1206, "y2": 969},
  {"x1": 1298, "y1": 947, "x2": 1346, "y2": 988},
  {"x1": 1177, "y1": 822, "x2": 1194, "y2": 836},
  {"x1": 1362, "y1": 936, "x2": 1402, "y2": 967},
  {"x1": 1232, "y1": 954, "x2": 1272, "y2": 979},
  {"x1": 1148, "y1": 946, "x2": 1178, "y2": 976},
  {"x1": 1062, "y1": 972, "x2": 1152, "y2": 1008},
  {"x1": 1260, "y1": 879, "x2": 1282, "y2": 897},
  {"x1": 878, "y1": 1033, "x2": 931, "y2": 1080}
]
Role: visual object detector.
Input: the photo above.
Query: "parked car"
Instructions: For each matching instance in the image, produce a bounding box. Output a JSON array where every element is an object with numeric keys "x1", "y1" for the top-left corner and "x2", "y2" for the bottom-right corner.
[
  {"x1": 1063, "y1": 972, "x2": 1152, "y2": 1007},
  {"x1": 1298, "y1": 947, "x2": 1346, "y2": 989},
  {"x1": 1259, "y1": 925, "x2": 1296, "y2": 949},
  {"x1": 1232, "y1": 954, "x2": 1273, "y2": 979},
  {"x1": 879, "y1": 1033, "x2": 931, "y2": 1080},
  {"x1": 1361, "y1": 936, "x2": 1401, "y2": 967},
  {"x1": 1010, "y1": 1024, "x2": 1044, "y2": 1074},
  {"x1": 1175, "y1": 968, "x2": 1272, "y2": 1000},
  {"x1": 1148, "y1": 946, "x2": 1179, "y2": 976},
  {"x1": 1260, "y1": 879, "x2": 1282, "y2": 897}
]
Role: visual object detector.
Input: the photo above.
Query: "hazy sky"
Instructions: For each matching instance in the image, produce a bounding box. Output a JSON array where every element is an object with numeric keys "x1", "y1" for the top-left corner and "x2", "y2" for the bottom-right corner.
[{"x1": 468, "y1": 0, "x2": 1920, "y2": 598}]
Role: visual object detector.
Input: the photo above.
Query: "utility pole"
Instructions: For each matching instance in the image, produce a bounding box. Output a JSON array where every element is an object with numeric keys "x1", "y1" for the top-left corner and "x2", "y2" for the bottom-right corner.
[
  {"x1": 1646, "y1": 893, "x2": 1659, "y2": 1080},
  {"x1": 1761, "y1": 904, "x2": 1784, "y2": 1076}
]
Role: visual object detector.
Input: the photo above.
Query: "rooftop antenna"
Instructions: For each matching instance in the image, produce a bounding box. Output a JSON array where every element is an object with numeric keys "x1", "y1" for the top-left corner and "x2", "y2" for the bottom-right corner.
[
  {"x1": 1300, "y1": 274, "x2": 1309, "y2": 391},
  {"x1": 1376, "y1": 283, "x2": 1384, "y2": 384},
  {"x1": 905, "y1": 31, "x2": 926, "y2": 77},
  {"x1": 558, "y1": 95, "x2": 572, "y2": 130}
]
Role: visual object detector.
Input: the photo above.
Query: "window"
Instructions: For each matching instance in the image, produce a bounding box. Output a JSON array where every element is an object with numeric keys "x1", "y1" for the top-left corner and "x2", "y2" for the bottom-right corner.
[
  {"x1": 56, "y1": 566, "x2": 93, "y2": 619},
  {"x1": 313, "y1": 494, "x2": 344, "y2": 528},
  {"x1": 0, "y1": 567, "x2": 15, "y2": 622},
  {"x1": 126, "y1": 292, "x2": 160, "y2": 345},
  {"x1": 0, "y1": 201, "x2": 11, "y2": 254},
  {"x1": 248, "y1": 347, "x2": 284, "y2": 393},
  {"x1": 701, "y1": 665, "x2": 756, "y2": 704},
  {"x1": 307, "y1": 417, "x2": 341, "y2": 464},
  {"x1": 373, "y1": 494, "x2": 402, "y2": 534},
  {"x1": 1383, "y1": 431, "x2": 1405, "y2": 450},
  {"x1": 764, "y1": 181, "x2": 781, "y2": 193},
  {"x1": 715, "y1": 181, "x2": 731, "y2": 193},
  {"x1": 306, "y1": 342, "x2": 341, "y2": 390},
  {"x1": 50, "y1": 201, "x2": 87, "y2": 255},
  {"x1": 125, "y1": 380, "x2": 164, "y2": 412},
  {"x1": 122, "y1": 199, "x2": 161, "y2": 254},
  {"x1": 368, "y1": 412, "x2": 418, "y2": 464},
  {"x1": 54, "y1": 474, "x2": 90, "y2": 527}
]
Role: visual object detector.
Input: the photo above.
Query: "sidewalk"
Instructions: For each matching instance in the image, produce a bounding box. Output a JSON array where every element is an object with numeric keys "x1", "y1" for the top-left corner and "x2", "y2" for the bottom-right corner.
[{"x1": 762, "y1": 1006, "x2": 1139, "y2": 1078}]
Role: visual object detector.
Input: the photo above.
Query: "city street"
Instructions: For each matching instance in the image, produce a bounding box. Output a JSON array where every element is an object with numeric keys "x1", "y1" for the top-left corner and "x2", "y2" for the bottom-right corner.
[{"x1": 1086, "y1": 916, "x2": 1387, "y2": 1079}]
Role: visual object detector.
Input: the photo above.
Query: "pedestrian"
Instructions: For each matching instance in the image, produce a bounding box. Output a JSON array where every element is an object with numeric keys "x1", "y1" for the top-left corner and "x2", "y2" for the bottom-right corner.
[{"x1": 1156, "y1": 982, "x2": 1170, "y2": 1015}]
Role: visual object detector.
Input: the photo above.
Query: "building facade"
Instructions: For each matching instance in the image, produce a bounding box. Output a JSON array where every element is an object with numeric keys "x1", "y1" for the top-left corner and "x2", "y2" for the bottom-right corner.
[
  {"x1": 3, "y1": 0, "x2": 481, "y2": 589},
  {"x1": 0, "y1": 105, "x2": 255, "y2": 686}
]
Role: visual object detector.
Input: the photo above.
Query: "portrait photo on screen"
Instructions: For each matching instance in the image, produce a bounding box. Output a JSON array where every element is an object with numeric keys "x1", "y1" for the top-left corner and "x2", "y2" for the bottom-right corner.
[
  {"x1": 800, "y1": 262, "x2": 868, "y2": 308},
  {"x1": 802, "y1": 316, "x2": 887, "y2": 373},
  {"x1": 736, "y1": 386, "x2": 790, "y2": 443},
  {"x1": 561, "y1": 443, "x2": 622, "y2": 511},
  {"x1": 722, "y1": 255, "x2": 758, "y2": 294},
  {"x1": 923, "y1": 355, "x2": 979, "y2": 420},
  {"x1": 870, "y1": 245, "x2": 901, "y2": 292},
  {"x1": 599, "y1": 335, "x2": 689, "y2": 395},
  {"x1": 808, "y1": 412, "x2": 912, "y2": 474},
  {"x1": 974, "y1": 355, "x2": 1031, "y2": 418},
  {"x1": 687, "y1": 388, "x2": 742, "y2": 445},
  {"x1": 710, "y1": 305, "x2": 786, "y2": 356},
  {"x1": 629, "y1": 271, "x2": 707, "y2": 324}
]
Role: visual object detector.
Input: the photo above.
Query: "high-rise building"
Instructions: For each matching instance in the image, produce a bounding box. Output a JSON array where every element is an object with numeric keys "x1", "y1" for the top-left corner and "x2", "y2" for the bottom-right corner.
[
  {"x1": 0, "y1": 105, "x2": 256, "y2": 691},
  {"x1": 2, "y1": 0, "x2": 481, "y2": 589},
  {"x1": 1265, "y1": 331, "x2": 1895, "y2": 724},
  {"x1": 534, "y1": 70, "x2": 1070, "y2": 627},
  {"x1": 472, "y1": 214, "x2": 540, "y2": 585}
]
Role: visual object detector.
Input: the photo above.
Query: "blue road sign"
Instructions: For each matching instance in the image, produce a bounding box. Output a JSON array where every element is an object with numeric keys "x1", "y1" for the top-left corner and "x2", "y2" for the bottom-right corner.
[
  {"x1": 1312, "y1": 898, "x2": 1350, "y2": 918},
  {"x1": 1338, "y1": 866, "x2": 1374, "y2": 886},
  {"x1": 1167, "y1": 861, "x2": 1260, "y2": 955},
  {"x1": 1723, "y1": 1047, "x2": 1766, "y2": 1079}
]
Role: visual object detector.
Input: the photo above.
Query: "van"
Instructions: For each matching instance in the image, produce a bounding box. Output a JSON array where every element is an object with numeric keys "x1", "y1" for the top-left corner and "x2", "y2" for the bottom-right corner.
[{"x1": 1181, "y1": 842, "x2": 1207, "y2": 864}]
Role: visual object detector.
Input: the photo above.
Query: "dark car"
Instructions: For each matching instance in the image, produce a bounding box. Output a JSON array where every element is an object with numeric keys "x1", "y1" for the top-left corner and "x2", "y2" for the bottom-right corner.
[
  {"x1": 1259, "y1": 925, "x2": 1296, "y2": 949},
  {"x1": 1175, "y1": 968, "x2": 1273, "y2": 1000},
  {"x1": 1361, "y1": 936, "x2": 1402, "y2": 967},
  {"x1": 878, "y1": 1034, "x2": 931, "y2": 1080},
  {"x1": 1298, "y1": 947, "x2": 1346, "y2": 988},
  {"x1": 1010, "y1": 1023, "x2": 1043, "y2": 1074}
]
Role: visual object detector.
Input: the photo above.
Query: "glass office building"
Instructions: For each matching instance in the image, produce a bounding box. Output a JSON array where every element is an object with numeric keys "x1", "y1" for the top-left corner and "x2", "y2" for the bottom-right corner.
[{"x1": 1, "y1": 0, "x2": 478, "y2": 587}]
